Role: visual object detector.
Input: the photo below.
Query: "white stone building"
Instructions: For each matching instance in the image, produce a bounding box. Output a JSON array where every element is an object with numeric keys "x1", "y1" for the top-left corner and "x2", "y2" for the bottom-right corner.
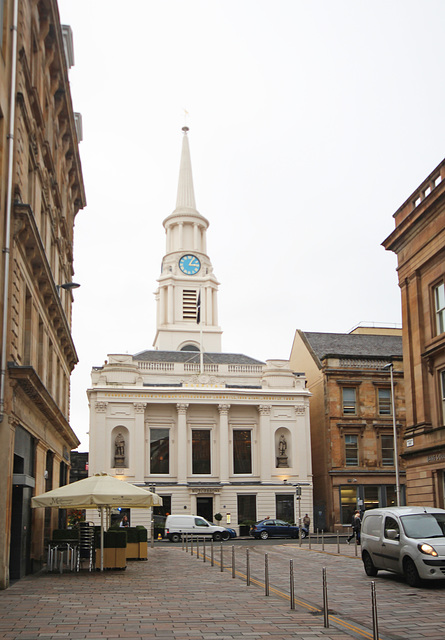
[{"x1": 87, "y1": 128, "x2": 313, "y2": 533}]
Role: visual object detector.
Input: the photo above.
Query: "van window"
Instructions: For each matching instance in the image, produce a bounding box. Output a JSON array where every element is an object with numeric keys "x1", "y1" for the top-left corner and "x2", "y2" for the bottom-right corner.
[
  {"x1": 400, "y1": 513, "x2": 445, "y2": 539},
  {"x1": 384, "y1": 516, "x2": 399, "y2": 539},
  {"x1": 194, "y1": 517, "x2": 209, "y2": 527},
  {"x1": 362, "y1": 514, "x2": 381, "y2": 536}
]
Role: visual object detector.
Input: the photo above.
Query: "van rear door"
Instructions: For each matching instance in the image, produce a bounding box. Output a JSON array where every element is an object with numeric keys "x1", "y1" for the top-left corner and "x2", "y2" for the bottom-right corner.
[{"x1": 381, "y1": 515, "x2": 402, "y2": 571}]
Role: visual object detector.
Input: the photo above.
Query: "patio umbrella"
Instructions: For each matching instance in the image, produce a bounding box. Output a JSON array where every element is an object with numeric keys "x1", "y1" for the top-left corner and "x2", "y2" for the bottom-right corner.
[{"x1": 32, "y1": 473, "x2": 162, "y2": 570}]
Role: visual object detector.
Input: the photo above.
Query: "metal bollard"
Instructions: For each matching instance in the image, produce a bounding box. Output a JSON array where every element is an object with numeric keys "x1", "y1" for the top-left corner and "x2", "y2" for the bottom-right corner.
[
  {"x1": 337, "y1": 530, "x2": 340, "y2": 554},
  {"x1": 316, "y1": 528, "x2": 319, "y2": 544},
  {"x1": 355, "y1": 536, "x2": 358, "y2": 557},
  {"x1": 265, "y1": 553, "x2": 270, "y2": 596},
  {"x1": 182, "y1": 532, "x2": 184, "y2": 550},
  {"x1": 322, "y1": 567, "x2": 329, "y2": 628},
  {"x1": 290, "y1": 559, "x2": 295, "y2": 610},
  {"x1": 371, "y1": 581, "x2": 379, "y2": 640},
  {"x1": 203, "y1": 536, "x2": 206, "y2": 562},
  {"x1": 232, "y1": 545, "x2": 235, "y2": 578},
  {"x1": 196, "y1": 537, "x2": 200, "y2": 559},
  {"x1": 308, "y1": 529, "x2": 311, "y2": 550},
  {"x1": 322, "y1": 529, "x2": 325, "y2": 551},
  {"x1": 151, "y1": 525, "x2": 154, "y2": 549},
  {"x1": 211, "y1": 538, "x2": 214, "y2": 566},
  {"x1": 220, "y1": 542, "x2": 224, "y2": 572},
  {"x1": 186, "y1": 533, "x2": 189, "y2": 553},
  {"x1": 191, "y1": 536, "x2": 194, "y2": 556},
  {"x1": 246, "y1": 548, "x2": 250, "y2": 586}
]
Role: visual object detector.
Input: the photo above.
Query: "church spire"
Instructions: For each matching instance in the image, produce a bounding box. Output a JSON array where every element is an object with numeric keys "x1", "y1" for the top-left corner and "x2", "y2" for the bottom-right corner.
[{"x1": 174, "y1": 126, "x2": 197, "y2": 213}]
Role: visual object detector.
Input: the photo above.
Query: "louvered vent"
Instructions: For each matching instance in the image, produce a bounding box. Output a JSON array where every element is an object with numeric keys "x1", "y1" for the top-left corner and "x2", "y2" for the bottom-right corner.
[{"x1": 183, "y1": 289, "x2": 197, "y2": 320}]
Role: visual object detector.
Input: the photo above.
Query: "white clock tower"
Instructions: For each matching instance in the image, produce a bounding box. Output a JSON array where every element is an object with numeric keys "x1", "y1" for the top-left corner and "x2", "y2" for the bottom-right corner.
[{"x1": 153, "y1": 127, "x2": 222, "y2": 352}]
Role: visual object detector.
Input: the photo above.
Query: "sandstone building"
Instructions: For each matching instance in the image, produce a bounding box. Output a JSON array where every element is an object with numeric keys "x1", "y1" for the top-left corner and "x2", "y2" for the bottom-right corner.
[
  {"x1": 87, "y1": 128, "x2": 313, "y2": 533},
  {"x1": 383, "y1": 158, "x2": 445, "y2": 507},
  {"x1": 0, "y1": 1, "x2": 85, "y2": 588},
  {"x1": 289, "y1": 327, "x2": 405, "y2": 530}
]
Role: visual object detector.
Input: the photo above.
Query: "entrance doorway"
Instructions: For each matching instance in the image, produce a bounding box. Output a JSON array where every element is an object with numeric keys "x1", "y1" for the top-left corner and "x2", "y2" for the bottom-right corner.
[{"x1": 196, "y1": 497, "x2": 213, "y2": 522}]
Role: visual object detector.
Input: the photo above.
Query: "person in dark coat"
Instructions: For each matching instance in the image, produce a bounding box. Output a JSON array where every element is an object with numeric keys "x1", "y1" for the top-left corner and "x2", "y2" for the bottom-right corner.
[{"x1": 347, "y1": 510, "x2": 361, "y2": 544}]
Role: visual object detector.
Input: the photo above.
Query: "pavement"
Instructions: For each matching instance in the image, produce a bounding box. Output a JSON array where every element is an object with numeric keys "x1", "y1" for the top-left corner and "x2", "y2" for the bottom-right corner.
[{"x1": 0, "y1": 540, "x2": 444, "y2": 640}]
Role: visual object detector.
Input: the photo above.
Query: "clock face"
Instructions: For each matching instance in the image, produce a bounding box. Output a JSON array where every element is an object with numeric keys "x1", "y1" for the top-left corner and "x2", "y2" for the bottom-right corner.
[{"x1": 179, "y1": 254, "x2": 201, "y2": 275}]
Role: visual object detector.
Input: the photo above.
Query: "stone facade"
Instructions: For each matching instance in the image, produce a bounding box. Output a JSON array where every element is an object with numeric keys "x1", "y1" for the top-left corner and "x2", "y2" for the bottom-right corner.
[
  {"x1": 0, "y1": 1, "x2": 85, "y2": 588},
  {"x1": 383, "y1": 159, "x2": 445, "y2": 507},
  {"x1": 289, "y1": 328, "x2": 405, "y2": 531}
]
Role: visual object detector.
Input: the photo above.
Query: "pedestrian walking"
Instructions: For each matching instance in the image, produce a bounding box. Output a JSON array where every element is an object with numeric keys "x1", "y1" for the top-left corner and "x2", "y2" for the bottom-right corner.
[
  {"x1": 303, "y1": 513, "x2": 310, "y2": 530},
  {"x1": 347, "y1": 510, "x2": 361, "y2": 544}
]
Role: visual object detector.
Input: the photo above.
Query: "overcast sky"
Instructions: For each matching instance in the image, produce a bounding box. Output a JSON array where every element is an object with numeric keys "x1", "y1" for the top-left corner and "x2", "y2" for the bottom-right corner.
[{"x1": 57, "y1": 0, "x2": 445, "y2": 450}]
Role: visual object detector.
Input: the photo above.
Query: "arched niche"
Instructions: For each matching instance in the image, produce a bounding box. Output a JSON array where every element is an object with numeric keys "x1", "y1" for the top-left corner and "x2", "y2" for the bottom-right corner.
[
  {"x1": 111, "y1": 426, "x2": 129, "y2": 468},
  {"x1": 275, "y1": 427, "x2": 292, "y2": 468}
]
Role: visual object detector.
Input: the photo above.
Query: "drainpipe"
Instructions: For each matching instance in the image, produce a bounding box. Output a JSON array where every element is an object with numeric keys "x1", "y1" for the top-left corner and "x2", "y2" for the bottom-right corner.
[{"x1": 0, "y1": 0, "x2": 19, "y2": 422}]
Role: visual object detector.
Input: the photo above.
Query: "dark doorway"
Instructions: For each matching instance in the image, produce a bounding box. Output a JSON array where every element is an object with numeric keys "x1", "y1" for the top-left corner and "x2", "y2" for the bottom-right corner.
[{"x1": 196, "y1": 497, "x2": 213, "y2": 522}]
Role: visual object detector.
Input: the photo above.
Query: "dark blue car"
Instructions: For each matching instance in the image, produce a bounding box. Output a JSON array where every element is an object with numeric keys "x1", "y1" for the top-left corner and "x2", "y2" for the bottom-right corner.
[{"x1": 250, "y1": 519, "x2": 308, "y2": 540}]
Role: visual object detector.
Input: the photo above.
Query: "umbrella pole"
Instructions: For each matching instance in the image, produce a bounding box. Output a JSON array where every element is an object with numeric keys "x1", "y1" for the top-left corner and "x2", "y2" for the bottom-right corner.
[{"x1": 100, "y1": 507, "x2": 104, "y2": 571}]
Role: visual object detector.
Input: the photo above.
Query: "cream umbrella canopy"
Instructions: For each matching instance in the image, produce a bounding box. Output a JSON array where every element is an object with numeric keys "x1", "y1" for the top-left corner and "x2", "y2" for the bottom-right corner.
[{"x1": 32, "y1": 473, "x2": 162, "y2": 570}]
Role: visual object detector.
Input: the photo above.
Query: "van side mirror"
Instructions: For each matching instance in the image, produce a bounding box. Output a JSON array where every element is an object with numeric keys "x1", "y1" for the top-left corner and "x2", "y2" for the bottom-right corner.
[{"x1": 386, "y1": 529, "x2": 400, "y2": 540}]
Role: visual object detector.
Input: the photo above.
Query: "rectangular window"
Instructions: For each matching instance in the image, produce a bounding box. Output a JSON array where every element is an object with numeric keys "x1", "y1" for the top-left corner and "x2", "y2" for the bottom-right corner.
[
  {"x1": 435, "y1": 282, "x2": 445, "y2": 335},
  {"x1": 150, "y1": 428, "x2": 169, "y2": 474},
  {"x1": 276, "y1": 495, "x2": 294, "y2": 523},
  {"x1": 237, "y1": 494, "x2": 256, "y2": 524},
  {"x1": 342, "y1": 388, "x2": 356, "y2": 415},
  {"x1": 442, "y1": 371, "x2": 445, "y2": 422},
  {"x1": 381, "y1": 434, "x2": 394, "y2": 466},
  {"x1": 233, "y1": 430, "x2": 252, "y2": 474},
  {"x1": 378, "y1": 388, "x2": 391, "y2": 415},
  {"x1": 183, "y1": 289, "x2": 198, "y2": 320},
  {"x1": 345, "y1": 434, "x2": 358, "y2": 466},
  {"x1": 192, "y1": 429, "x2": 211, "y2": 474},
  {"x1": 340, "y1": 486, "x2": 357, "y2": 525}
]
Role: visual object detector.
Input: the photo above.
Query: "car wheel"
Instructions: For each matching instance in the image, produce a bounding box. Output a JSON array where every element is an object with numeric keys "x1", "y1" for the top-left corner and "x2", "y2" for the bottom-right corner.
[
  {"x1": 260, "y1": 530, "x2": 269, "y2": 540},
  {"x1": 213, "y1": 532, "x2": 222, "y2": 542},
  {"x1": 170, "y1": 533, "x2": 181, "y2": 543},
  {"x1": 300, "y1": 529, "x2": 308, "y2": 539},
  {"x1": 362, "y1": 551, "x2": 378, "y2": 577},
  {"x1": 404, "y1": 557, "x2": 421, "y2": 587},
  {"x1": 221, "y1": 531, "x2": 230, "y2": 541}
]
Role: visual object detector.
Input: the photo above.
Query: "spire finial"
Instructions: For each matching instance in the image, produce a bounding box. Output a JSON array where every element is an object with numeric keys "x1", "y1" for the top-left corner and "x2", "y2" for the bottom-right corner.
[{"x1": 183, "y1": 108, "x2": 189, "y2": 132}]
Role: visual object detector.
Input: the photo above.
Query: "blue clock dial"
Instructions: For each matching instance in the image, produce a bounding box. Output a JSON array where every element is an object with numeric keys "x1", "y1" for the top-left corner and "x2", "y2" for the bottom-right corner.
[{"x1": 179, "y1": 254, "x2": 201, "y2": 275}]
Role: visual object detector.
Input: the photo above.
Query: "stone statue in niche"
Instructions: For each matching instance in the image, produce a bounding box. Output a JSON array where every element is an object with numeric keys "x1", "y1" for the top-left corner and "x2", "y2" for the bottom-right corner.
[
  {"x1": 277, "y1": 434, "x2": 289, "y2": 468},
  {"x1": 114, "y1": 432, "x2": 125, "y2": 467}
]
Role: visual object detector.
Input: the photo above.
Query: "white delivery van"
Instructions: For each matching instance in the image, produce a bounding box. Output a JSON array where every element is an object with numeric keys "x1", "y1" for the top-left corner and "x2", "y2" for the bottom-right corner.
[
  {"x1": 361, "y1": 506, "x2": 445, "y2": 587},
  {"x1": 165, "y1": 515, "x2": 230, "y2": 542}
]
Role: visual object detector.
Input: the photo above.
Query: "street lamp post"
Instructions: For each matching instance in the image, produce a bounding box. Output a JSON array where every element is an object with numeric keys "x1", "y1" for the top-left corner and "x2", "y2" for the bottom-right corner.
[{"x1": 383, "y1": 363, "x2": 400, "y2": 506}]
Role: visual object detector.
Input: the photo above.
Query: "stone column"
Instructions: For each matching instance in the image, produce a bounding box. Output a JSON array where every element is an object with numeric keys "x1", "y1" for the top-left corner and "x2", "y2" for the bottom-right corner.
[
  {"x1": 92, "y1": 401, "x2": 107, "y2": 473},
  {"x1": 193, "y1": 223, "x2": 199, "y2": 250},
  {"x1": 258, "y1": 405, "x2": 271, "y2": 482},
  {"x1": 179, "y1": 222, "x2": 183, "y2": 249},
  {"x1": 167, "y1": 284, "x2": 174, "y2": 324},
  {"x1": 176, "y1": 403, "x2": 189, "y2": 483},
  {"x1": 134, "y1": 403, "x2": 146, "y2": 481},
  {"x1": 218, "y1": 404, "x2": 230, "y2": 483}
]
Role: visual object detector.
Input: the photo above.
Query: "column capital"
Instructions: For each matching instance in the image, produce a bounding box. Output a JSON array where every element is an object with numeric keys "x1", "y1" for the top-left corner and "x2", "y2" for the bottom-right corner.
[
  {"x1": 95, "y1": 401, "x2": 107, "y2": 413},
  {"x1": 134, "y1": 402, "x2": 146, "y2": 414},
  {"x1": 176, "y1": 403, "x2": 189, "y2": 415},
  {"x1": 258, "y1": 404, "x2": 271, "y2": 416},
  {"x1": 294, "y1": 405, "x2": 305, "y2": 416},
  {"x1": 218, "y1": 404, "x2": 231, "y2": 415}
]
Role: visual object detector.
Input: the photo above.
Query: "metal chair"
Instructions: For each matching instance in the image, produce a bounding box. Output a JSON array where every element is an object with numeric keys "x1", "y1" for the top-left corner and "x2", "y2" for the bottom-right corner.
[{"x1": 76, "y1": 522, "x2": 95, "y2": 571}]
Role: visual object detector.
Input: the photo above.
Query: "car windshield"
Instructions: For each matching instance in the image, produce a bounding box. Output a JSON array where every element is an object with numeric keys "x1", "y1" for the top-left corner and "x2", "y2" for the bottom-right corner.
[{"x1": 400, "y1": 513, "x2": 445, "y2": 539}]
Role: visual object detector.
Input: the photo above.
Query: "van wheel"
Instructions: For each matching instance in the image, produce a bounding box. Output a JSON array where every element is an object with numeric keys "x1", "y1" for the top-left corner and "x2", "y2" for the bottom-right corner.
[
  {"x1": 170, "y1": 533, "x2": 181, "y2": 543},
  {"x1": 404, "y1": 557, "x2": 421, "y2": 587},
  {"x1": 213, "y1": 532, "x2": 222, "y2": 541},
  {"x1": 362, "y1": 552, "x2": 378, "y2": 577},
  {"x1": 221, "y1": 531, "x2": 230, "y2": 541}
]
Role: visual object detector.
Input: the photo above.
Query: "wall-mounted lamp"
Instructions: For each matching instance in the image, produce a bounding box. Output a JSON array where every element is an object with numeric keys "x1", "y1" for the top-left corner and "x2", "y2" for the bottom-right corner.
[{"x1": 56, "y1": 282, "x2": 81, "y2": 295}]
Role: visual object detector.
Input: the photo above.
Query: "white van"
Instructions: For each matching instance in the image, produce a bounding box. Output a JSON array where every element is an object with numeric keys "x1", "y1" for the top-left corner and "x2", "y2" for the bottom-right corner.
[
  {"x1": 165, "y1": 515, "x2": 230, "y2": 542},
  {"x1": 361, "y1": 506, "x2": 445, "y2": 587}
]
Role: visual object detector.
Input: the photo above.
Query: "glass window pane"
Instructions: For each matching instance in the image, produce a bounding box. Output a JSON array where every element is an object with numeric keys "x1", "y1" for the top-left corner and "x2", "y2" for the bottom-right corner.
[
  {"x1": 340, "y1": 486, "x2": 357, "y2": 525},
  {"x1": 343, "y1": 388, "x2": 356, "y2": 414},
  {"x1": 345, "y1": 434, "x2": 358, "y2": 465},
  {"x1": 378, "y1": 388, "x2": 391, "y2": 415},
  {"x1": 192, "y1": 430, "x2": 211, "y2": 474},
  {"x1": 435, "y1": 283, "x2": 445, "y2": 334},
  {"x1": 237, "y1": 494, "x2": 256, "y2": 523},
  {"x1": 233, "y1": 430, "x2": 252, "y2": 474},
  {"x1": 386, "y1": 485, "x2": 397, "y2": 507},
  {"x1": 363, "y1": 486, "x2": 379, "y2": 511},
  {"x1": 381, "y1": 435, "x2": 394, "y2": 466},
  {"x1": 276, "y1": 494, "x2": 294, "y2": 523},
  {"x1": 150, "y1": 428, "x2": 169, "y2": 474}
]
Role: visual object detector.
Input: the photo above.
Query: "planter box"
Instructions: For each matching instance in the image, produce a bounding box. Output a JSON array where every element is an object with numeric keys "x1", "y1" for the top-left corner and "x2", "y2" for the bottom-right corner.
[
  {"x1": 95, "y1": 547, "x2": 127, "y2": 569},
  {"x1": 126, "y1": 542, "x2": 139, "y2": 559},
  {"x1": 138, "y1": 541, "x2": 147, "y2": 560}
]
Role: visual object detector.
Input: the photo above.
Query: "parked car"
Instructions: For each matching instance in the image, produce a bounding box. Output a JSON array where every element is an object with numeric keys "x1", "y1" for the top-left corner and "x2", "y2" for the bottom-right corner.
[
  {"x1": 165, "y1": 515, "x2": 231, "y2": 542},
  {"x1": 361, "y1": 506, "x2": 445, "y2": 587},
  {"x1": 250, "y1": 519, "x2": 308, "y2": 540}
]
